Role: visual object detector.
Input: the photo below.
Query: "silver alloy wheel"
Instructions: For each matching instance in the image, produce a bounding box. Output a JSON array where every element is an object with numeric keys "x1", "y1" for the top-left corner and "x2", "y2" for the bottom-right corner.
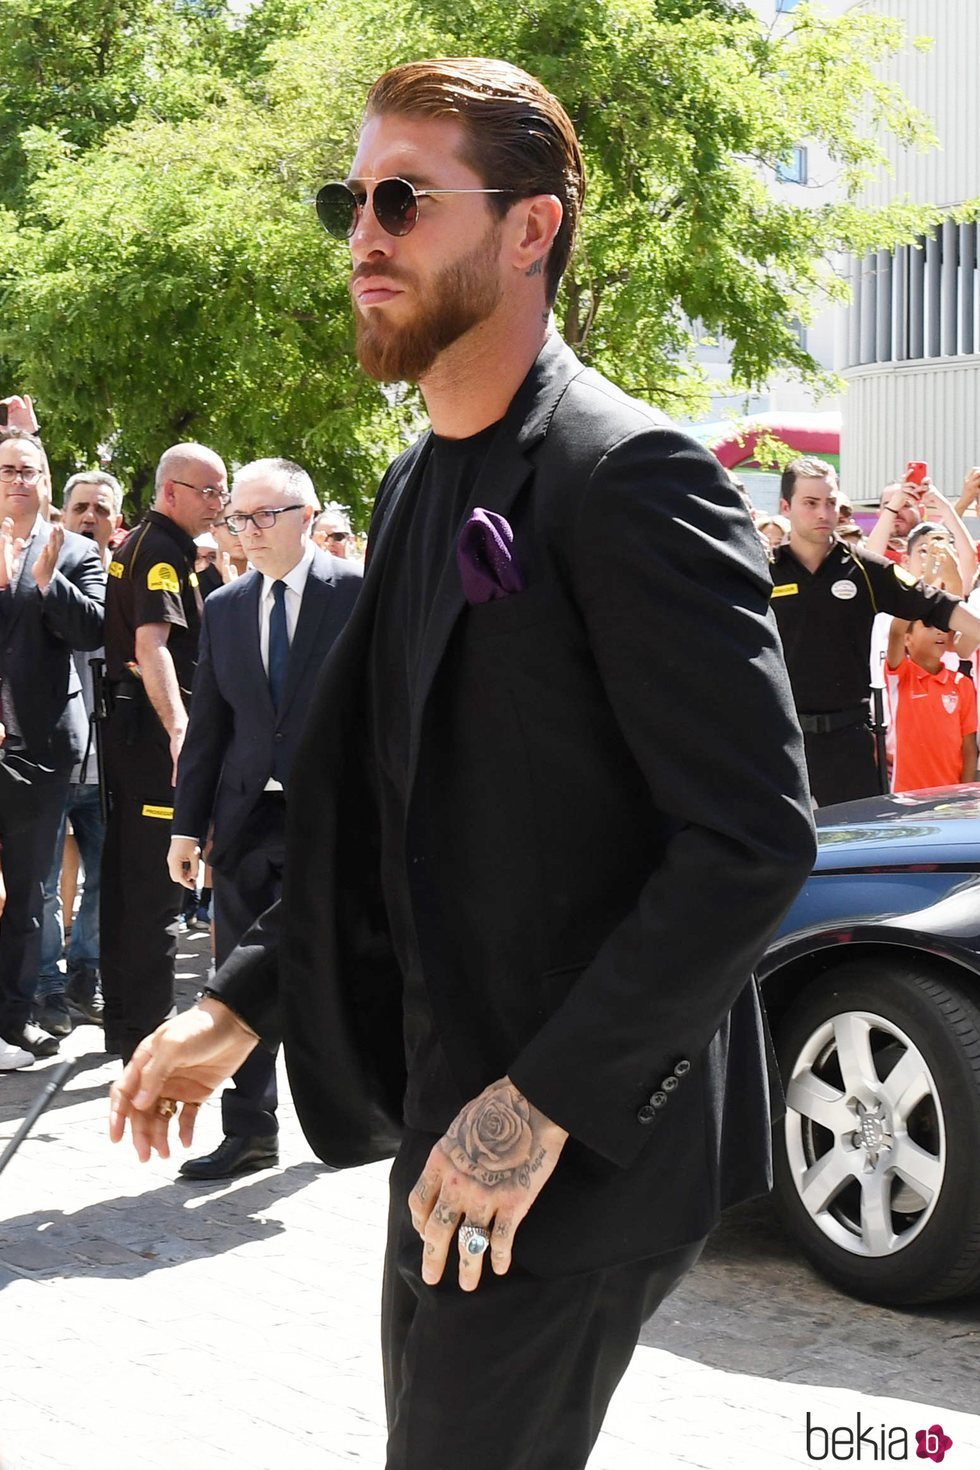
[{"x1": 782, "y1": 1007, "x2": 946, "y2": 1258}]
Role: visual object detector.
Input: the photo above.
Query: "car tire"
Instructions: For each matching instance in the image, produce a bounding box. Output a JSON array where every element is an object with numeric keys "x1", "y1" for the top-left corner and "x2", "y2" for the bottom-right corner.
[{"x1": 772, "y1": 958, "x2": 980, "y2": 1305}]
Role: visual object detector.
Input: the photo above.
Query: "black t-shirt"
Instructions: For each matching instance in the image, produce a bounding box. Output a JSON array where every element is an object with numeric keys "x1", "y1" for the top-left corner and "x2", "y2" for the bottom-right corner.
[
  {"x1": 104, "y1": 510, "x2": 203, "y2": 703},
  {"x1": 770, "y1": 538, "x2": 959, "y2": 714},
  {"x1": 367, "y1": 421, "x2": 500, "y2": 1131}
]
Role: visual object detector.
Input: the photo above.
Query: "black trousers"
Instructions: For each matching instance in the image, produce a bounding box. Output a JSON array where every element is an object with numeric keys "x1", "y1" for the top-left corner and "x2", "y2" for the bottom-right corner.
[
  {"x1": 100, "y1": 703, "x2": 180, "y2": 1061},
  {"x1": 212, "y1": 797, "x2": 285, "y2": 1137},
  {"x1": 381, "y1": 1131, "x2": 705, "y2": 1470},
  {"x1": 0, "y1": 765, "x2": 70, "y2": 1034},
  {"x1": 804, "y1": 722, "x2": 880, "y2": 808}
]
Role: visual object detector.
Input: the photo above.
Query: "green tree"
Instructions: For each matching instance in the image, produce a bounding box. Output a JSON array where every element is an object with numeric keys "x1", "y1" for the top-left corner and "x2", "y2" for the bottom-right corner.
[{"x1": 0, "y1": 0, "x2": 960, "y2": 518}]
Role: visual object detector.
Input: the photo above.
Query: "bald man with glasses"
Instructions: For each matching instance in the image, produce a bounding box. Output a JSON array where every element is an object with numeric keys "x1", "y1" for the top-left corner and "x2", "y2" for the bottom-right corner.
[{"x1": 100, "y1": 441, "x2": 228, "y2": 1062}]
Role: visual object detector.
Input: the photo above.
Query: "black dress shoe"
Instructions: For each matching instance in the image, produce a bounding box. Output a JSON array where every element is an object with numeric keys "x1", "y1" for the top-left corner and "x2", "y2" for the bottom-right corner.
[
  {"x1": 178, "y1": 1134, "x2": 279, "y2": 1181},
  {"x1": 35, "y1": 993, "x2": 73, "y2": 1038},
  {"x1": 1, "y1": 1022, "x2": 60, "y2": 1058}
]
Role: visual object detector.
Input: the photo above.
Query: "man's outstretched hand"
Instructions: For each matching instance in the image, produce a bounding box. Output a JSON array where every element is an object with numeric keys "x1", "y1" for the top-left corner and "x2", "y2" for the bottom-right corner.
[
  {"x1": 408, "y1": 1077, "x2": 568, "y2": 1292},
  {"x1": 108, "y1": 998, "x2": 260, "y2": 1162}
]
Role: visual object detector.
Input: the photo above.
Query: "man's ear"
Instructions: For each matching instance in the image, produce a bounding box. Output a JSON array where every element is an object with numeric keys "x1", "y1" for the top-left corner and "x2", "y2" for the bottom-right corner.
[
  {"x1": 509, "y1": 194, "x2": 563, "y2": 279},
  {"x1": 779, "y1": 498, "x2": 791, "y2": 516}
]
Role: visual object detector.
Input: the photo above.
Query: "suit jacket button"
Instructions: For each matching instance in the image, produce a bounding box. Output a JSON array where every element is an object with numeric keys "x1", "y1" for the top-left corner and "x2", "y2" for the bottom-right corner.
[
  {"x1": 661, "y1": 1075, "x2": 679, "y2": 1093},
  {"x1": 650, "y1": 1091, "x2": 668, "y2": 1108},
  {"x1": 274, "y1": 732, "x2": 284, "y2": 741},
  {"x1": 637, "y1": 1104, "x2": 657, "y2": 1124},
  {"x1": 674, "y1": 1059, "x2": 691, "y2": 1078}
]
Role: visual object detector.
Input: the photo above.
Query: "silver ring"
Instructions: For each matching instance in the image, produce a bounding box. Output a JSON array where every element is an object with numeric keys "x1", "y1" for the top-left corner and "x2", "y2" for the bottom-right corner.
[{"x1": 458, "y1": 1223, "x2": 490, "y2": 1257}]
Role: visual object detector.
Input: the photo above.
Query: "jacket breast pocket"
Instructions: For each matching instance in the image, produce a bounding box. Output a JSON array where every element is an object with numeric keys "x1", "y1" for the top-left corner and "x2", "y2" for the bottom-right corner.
[{"x1": 462, "y1": 587, "x2": 556, "y2": 641}]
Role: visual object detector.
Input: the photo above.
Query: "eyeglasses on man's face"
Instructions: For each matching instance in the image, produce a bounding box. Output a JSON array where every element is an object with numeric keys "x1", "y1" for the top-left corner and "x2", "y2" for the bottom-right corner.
[
  {"x1": 0, "y1": 464, "x2": 44, "y2": 485},
  {"x1": 315, "y1": 176, "x2": 516, "y2": 240},
  {"x1": 325, "y1": 530, "x2": 350, "y2": 543},
  {"x1": 171, "y1": 477, "x2": 229, "y2": 505},
  {"x1": 223, "y1": 504, "x2": 306, "y2": 534}
]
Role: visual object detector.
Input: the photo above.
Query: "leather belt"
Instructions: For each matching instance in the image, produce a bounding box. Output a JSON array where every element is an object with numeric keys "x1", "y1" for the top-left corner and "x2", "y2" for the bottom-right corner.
[{"x1": 798, "y1": 704, "x2": 869, "y2": 735}]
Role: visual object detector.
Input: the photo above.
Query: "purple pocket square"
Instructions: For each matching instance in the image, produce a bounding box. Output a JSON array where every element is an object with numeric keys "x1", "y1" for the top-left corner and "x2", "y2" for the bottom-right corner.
[{"x1": 456, "y1": 508, "x2": 525, "y2": 605}]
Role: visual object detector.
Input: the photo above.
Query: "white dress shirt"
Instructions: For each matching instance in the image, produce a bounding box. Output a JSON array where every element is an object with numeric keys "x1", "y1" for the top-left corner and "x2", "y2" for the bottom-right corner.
[
  {"x1": 258, "y1": 539, "x2": 316, "y2": 674},
  {"x1": 259, "y1": 540, "x2": 315, "y2": 790}
]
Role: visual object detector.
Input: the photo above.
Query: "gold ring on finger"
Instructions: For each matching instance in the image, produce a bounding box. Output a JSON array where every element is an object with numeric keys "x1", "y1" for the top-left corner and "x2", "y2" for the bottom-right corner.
[{"x1": 155, "y1": 1098, "x2": 178, "y2": 1119}]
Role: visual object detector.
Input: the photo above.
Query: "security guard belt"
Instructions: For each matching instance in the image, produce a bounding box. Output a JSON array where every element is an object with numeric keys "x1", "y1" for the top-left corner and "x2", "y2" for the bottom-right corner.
[{"x1": 797, "y1": 704, "x2": 869, "y2": 736}]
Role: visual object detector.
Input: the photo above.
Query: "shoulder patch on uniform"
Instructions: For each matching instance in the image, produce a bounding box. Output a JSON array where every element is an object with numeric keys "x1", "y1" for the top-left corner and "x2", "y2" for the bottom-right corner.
[
  {"x1": 108, "y1": 560, "x2": 123, "y2": 578},
  {"x1": 771, "y1": 582, "x2": 799, "y2": 598},
  {"x1": 893, "y1": 564, "x2": 918, "y2": 588},
  {"x1": 147, "y1": 562, "x2": 180, "y2": 593}
]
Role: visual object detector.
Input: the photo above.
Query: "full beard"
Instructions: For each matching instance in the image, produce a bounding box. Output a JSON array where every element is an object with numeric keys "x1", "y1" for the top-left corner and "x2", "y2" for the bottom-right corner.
[{"x1": 353, "y1": 221, "x2": 503, "y2": 383}]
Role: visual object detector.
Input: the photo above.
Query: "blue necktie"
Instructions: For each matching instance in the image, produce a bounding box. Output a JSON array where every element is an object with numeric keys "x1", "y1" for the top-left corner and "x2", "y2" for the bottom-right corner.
[{"x1": 268, "y1": 580, "x2": 289, "y2": 710}]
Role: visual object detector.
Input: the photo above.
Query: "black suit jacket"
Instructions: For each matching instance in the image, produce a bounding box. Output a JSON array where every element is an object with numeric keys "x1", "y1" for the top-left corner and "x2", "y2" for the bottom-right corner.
[
  {"x1": 173, "y1": 548, "x2": 362, "y2": 871},
  {"x1": 213, "y1": 335, "x2": 816, "y2": 1275},
  {"x1": 0, "y1": 521, "x2": 105, "y2": 771}
]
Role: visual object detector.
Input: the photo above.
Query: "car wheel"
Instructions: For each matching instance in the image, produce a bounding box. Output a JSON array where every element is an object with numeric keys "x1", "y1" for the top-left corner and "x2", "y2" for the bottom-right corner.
[{"x1": 772, "y1": 958, "x2": 980, "y2": 1305}]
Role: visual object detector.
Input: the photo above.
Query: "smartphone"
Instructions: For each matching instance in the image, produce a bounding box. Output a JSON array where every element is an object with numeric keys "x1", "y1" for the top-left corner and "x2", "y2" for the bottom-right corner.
[{"x1": 905, "y1": 460, "x2": 928, "y2": 485}]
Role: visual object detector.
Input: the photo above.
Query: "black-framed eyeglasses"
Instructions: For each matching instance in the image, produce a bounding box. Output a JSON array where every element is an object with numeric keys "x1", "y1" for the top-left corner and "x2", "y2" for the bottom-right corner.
[
  {"x1": 171, "y1": 478, "x2": 229, "y2": 505},
  {"x1": 224, "y1": 504, "x2": 306, "y2": 534},
  {"x1": 325, "y1": 530, "x2": 350, "y2": 542},
  {"x1": 315, "y1": 177, "x2": 516, "y2": 240},
  {"x1": 0, "y1": 465, "x2": 43, "y2": 484}
]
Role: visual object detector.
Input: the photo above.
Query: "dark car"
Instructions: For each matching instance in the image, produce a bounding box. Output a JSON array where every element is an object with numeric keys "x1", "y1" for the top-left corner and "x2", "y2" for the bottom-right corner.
[{"x1": 760, "y1": 786, "x2": 980, "y2": 1307}]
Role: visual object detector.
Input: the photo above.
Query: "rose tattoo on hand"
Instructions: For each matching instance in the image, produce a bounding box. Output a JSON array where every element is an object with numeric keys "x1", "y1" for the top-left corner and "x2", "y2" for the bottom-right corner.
[
  {"x1": 408, "y1": 1076, "x2": 569, "y2": 1291},
  {"x1": 445, "y1": 1086, "x2": 535, "y2": 1187}
]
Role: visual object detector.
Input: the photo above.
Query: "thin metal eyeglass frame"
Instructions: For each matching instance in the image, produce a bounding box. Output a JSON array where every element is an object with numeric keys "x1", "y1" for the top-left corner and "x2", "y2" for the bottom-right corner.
[
  {"x1": 316, "y1": 177, "x2": 516, "y2": 239},
  {"x1": 170, "y1": 478, "x2": 229, "y2": 505}
]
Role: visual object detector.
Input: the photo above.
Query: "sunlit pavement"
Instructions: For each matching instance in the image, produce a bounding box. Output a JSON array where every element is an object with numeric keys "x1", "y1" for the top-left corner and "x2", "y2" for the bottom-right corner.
[{"x1": 2, "y1": 931, "x2": 978, "y2": 1469}]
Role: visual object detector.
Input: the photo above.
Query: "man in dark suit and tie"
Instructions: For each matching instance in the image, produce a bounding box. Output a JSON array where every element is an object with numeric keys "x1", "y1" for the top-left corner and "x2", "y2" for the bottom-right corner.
[
  {"x1": 0, "y1": 428, "x2": 105, "y2": 1059},
  {"x1": 167, "y1": 457, "x2": 361, "y2": 1178},
  {"x1": 113, "y1": 59, "x2": 817, "y2": 1468}
]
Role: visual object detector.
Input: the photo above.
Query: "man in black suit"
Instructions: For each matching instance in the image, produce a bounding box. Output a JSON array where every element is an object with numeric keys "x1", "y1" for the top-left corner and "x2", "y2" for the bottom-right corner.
[
  {"x1": 168, "y1": 458, "x2": 361, "y2": 1178},
  {"x1": 112, "y1": 60, "x2": 816, "y2": 1468},
  {"x1": 0, "y1": 429, "x2": 105, "y2": 1058}
]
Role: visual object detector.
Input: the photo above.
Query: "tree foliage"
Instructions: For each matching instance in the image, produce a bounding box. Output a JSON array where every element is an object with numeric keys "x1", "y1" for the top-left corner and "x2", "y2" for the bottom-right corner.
[{"x1": 0, "y1": 0, "x2": 955, "y2": 518}]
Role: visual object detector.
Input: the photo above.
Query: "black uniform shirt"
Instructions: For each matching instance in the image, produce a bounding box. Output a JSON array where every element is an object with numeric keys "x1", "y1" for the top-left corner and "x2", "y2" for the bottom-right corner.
[
  {"x1": 770, "y1": 538, "x2": 960, "y2": 714},
  {"x1": 104, "y1": 510, "x2": 203, "y2": 704}
]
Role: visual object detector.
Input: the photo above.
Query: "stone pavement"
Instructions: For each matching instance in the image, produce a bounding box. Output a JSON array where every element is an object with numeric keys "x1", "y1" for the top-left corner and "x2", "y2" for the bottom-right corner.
[{"x1": 1, "y1": 929, "x2": 978, "y2": 1469}]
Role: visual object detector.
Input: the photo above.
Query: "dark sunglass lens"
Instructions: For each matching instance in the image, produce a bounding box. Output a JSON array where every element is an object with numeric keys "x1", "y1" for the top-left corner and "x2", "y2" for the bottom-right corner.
[
  {"x1": 374, "y1": 177, "x2": 418, "y2": 236},
  {"x1": 316, "y1": 183, "x2": 357, "y2": 239}
]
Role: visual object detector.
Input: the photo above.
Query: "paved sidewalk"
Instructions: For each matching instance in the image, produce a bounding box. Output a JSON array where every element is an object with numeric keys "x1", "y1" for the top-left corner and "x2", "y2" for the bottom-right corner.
[{"x1": 2, "y1": 931, "x2": 978, "y2": 1468}]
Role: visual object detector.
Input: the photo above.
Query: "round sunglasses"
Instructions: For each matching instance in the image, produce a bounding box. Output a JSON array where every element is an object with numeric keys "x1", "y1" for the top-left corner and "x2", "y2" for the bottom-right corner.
[{"x1": 315, "y1": 177, "x2": 516, "y2": 240}]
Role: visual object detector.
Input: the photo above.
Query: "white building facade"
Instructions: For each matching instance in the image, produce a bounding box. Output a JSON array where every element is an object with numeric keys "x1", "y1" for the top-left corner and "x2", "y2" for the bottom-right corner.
[{"x1": 838, "y1": 0, "x2": 980, "y2": 501}]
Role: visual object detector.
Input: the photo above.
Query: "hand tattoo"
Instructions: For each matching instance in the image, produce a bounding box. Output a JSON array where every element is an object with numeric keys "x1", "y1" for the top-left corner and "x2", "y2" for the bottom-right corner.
[{"x1": 442, "y1": 1082, "x2": 536, "y2": 1189}]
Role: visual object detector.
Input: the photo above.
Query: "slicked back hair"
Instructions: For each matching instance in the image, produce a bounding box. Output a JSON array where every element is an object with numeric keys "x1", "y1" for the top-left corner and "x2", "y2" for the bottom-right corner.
[
  {"x1": 781, "y1": 457, "x2": 838, "y2": 503},
  {"x1": 364, "y1": 58, "x2": 584, "y2": 307}
]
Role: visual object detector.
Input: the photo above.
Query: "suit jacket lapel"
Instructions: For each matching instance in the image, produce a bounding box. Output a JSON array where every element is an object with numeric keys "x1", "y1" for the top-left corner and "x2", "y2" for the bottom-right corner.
[
  {"x1": 279, "y1": 553, "x2": 334, "y2": 717},
  {"x1": 406, "y1": 334, "x2": 585, "y2": 787}
]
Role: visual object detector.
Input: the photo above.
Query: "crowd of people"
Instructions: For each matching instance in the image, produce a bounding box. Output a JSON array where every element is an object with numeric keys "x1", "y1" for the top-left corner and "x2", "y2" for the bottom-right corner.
[
  {"x1": 0, "y1": 392, "x2": 362, "y2": 1081},
  {"x1": 5, "y1": 418, "x2": 980, "y2": 1082}
]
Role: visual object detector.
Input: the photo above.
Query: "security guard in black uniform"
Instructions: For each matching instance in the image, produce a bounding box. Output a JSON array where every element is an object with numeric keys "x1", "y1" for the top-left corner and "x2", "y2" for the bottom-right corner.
[
  {"x1": 771, "y1": 457, "x2": 980, "y2": 807},
  {"x1": 100, "y1": 443, "x2": 228, "y2": 1060}
]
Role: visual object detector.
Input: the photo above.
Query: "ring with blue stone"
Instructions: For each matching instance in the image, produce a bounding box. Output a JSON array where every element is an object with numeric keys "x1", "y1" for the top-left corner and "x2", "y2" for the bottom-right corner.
[{"x1": 458, "y1": 1223, "x2": 491, "y2": 1257}]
